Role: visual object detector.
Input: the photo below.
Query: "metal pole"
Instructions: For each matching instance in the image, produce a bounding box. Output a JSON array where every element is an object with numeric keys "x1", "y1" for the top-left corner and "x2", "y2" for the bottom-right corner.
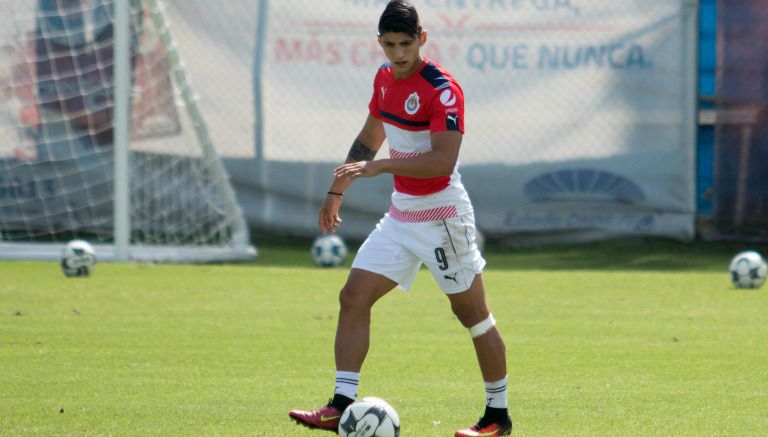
[
  {"x1": 113, "y1": 0, "x2": 131, "y2": 261},
  {"x1": 254, "y1": 0, "x2": 269, "y2": 162}
]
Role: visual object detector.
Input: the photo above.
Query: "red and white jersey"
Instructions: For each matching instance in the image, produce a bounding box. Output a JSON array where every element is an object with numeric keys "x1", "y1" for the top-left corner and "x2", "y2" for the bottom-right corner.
[{"x1": 369, "y1": 58, "x2": 473, "y2": 222}]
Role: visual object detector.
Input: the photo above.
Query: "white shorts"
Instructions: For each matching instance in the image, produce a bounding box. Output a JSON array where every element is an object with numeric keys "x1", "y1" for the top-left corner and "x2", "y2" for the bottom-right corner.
[{"x1": 352, "y1": 212, "x2": 486, "y2": 294}]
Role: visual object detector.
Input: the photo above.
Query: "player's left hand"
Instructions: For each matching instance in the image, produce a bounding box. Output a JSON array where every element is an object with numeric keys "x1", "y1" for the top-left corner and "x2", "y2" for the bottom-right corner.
[
  {"x1": 318, "y1": 194, "x2": 343, "y2": 234},
  {"x1": 334, "y1": 161, "x2": 382, "y2": 180}
]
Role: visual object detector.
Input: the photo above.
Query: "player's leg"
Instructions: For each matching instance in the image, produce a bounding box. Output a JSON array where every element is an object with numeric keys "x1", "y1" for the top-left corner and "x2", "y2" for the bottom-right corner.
[
  {"x1": 335, "y1": 216, "x2": 420, "y2": 375},
  {"x1": 290, "y1": 216, "x2": 419, "y2": 432},
  {"x1": 415, "y1": 215, "x2": 512, "y2": 437},
  {"x1": 449, "y1": 275, "x2": 507, "y2": 381},
  {"x1": 449, "y1": 276, "x2": 512, "y2": 437},
  {"x1": 289, "y1": 268, "x2": 397, "y2": 432},
  {"x1": 335, "y1": 268, "x2": 398, "y2": 372}
]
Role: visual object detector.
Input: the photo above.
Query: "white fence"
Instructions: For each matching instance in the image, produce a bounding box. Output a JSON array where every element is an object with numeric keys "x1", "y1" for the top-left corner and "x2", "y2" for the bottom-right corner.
[{"x1": 0, "y1": 0, "x2": 698, "y2": 245}]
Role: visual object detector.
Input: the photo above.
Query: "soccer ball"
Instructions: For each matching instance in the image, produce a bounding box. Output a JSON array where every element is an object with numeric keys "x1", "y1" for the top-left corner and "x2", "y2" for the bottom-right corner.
[
  {"x1": 61, "y1": 239, "x2": 96, "y2": 277},
  {"x1": 339, "y1": 397, "x2": 400, "y2": 437},
  {"x1": 311, "y1": 234, "x2": 348, "y2": 267},
  {"x1": 729, "y1": 251, "x2": 767, "y2": 289}
]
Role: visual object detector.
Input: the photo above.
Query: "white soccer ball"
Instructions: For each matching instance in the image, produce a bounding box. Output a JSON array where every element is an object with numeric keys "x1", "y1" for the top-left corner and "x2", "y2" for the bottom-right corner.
[
  {"x1": 729, "y1": 251, "x2": 767, "y2": 289},
  {"x1": 339, "y1": 397, "x2": 400, "y2": 437},
  {"x1": 61, "y1": 239, "x2": 96, "y2": 277},
  {"x1": 311, "y1": 234, "x2": 348, "y2": 267}
]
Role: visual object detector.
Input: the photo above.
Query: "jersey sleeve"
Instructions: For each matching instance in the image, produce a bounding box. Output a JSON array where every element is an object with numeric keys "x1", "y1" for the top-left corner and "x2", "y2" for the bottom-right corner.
[
  {"x1": 368, "y1": 68, "x2": 383, "y2": 119},
  {"x1": 428, "y1": 81, "x2": 464, "y2": 134}
]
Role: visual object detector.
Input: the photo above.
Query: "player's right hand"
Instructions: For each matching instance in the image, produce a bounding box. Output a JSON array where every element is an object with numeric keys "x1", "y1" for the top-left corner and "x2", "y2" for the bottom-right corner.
[{"x1": 318, "y1": 194, "x2": 343, "y2": 233}]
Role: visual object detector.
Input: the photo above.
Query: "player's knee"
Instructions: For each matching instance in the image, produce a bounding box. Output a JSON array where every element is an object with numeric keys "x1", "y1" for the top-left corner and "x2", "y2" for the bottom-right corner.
[
  {"x1": 451, "y1": 305, "x2": 470, "y2": 327},
  {"x1": 338, "y1": 283, "x2": 374, "y2": 312},
  {"x1": 450, "y1": 299, "x2": 486, "y2": 328}
]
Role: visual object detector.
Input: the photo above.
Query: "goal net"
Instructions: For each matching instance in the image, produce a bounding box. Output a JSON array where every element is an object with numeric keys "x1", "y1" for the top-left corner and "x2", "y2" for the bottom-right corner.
[{"x1": 0, "y1": 0, "x2": 256, "y2": 262}]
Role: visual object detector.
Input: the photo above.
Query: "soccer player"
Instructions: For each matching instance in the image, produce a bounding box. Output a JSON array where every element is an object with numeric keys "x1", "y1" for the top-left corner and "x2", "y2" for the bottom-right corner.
[{"x1": 289, "y1": 1, "x2": 513, "y2": 436}]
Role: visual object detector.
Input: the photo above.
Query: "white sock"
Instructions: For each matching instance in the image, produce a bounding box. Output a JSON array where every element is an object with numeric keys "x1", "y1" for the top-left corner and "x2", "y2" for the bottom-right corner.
[
  {"x1": 485, "y1": 376, "x2": 508, "y2": 409},
  {"x1": 334, "y1": 371, "x2": 360, "y2": 400}
]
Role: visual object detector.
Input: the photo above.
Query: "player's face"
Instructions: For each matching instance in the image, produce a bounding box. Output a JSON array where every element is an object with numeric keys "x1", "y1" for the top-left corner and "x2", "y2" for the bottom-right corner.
[{"x1": 378, "y1": 31, "x2": 427, "y2": 79}]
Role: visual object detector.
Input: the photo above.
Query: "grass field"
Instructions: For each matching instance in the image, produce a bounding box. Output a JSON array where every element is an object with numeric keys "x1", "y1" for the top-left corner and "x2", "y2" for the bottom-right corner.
[{"x1": 1, "y1": 238, "x2": 767, "y2": 436}]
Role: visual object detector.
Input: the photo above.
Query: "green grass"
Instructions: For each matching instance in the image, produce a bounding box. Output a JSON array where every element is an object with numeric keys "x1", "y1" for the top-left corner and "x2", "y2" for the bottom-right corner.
[{"x1": 1, "y1": 239, "x2": 767, "y2": 436}]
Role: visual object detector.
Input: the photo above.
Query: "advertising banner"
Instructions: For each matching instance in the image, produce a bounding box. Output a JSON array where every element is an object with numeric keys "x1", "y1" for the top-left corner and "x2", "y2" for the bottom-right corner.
[{"x1": 255, "y1": 0, "x2": 697, "y2": 241}]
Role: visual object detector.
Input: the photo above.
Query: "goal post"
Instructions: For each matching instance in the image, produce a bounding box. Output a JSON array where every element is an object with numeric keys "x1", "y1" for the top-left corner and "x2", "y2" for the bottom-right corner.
[
  {"x1": 114, "y1": 0, "x2": 131, "y2": 260},
  {"x1": 0, "y1": 0, "x2": 256, "y2": 263}
]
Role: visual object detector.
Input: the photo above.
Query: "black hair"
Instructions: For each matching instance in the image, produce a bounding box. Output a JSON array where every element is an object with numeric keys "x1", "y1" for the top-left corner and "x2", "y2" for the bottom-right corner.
[{"x1": 378, "y1": 0, "x2": 422, "y2": 38}]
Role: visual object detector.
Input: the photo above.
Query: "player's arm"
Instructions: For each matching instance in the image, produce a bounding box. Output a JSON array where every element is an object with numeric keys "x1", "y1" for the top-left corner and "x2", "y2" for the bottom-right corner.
[
  {"x1": 319, "y1": 114, "x2": 386, "y2": 233},
  {"x1": 335, "y1": 130, "x2": 461, "y2": 180},
  {"x1": 329, "y1": 114, "x2": 385, "y2": 193},
  {"x1": 348, "y1": 114, "x2": 386, "y2": 161}
]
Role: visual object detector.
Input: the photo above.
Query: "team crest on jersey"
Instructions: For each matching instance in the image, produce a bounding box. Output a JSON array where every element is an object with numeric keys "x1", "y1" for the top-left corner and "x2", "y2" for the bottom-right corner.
[{"x1": 404, "y1": 92, "x2": 420, "y2": 115}]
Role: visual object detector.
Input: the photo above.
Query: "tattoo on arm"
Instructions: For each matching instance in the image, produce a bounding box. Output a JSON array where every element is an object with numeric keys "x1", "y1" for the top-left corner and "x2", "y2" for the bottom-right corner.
[{"x1": 346, "y1": 139, "x2": 377, "y2": 163}]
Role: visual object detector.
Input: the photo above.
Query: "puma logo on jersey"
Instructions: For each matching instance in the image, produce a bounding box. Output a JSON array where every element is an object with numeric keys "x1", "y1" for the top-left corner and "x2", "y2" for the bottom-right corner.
[
  {"x1": 444, "y1": 273, "x2": 459, "y2": 284},
  {"x1": 446, "y1": 114, "x2": 460, "y2": 130}
]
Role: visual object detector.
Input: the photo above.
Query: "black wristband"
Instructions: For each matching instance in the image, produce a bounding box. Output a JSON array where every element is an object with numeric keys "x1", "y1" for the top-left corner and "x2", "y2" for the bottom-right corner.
[{"x1": 327, "y1": 191, "x2": 344, "y2": 196}]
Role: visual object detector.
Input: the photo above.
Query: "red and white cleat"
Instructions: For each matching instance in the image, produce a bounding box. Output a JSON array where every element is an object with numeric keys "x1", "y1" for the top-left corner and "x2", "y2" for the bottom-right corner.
[
  {"x1": 289, "y1": 403, "x2": 343, "y2": 433},
  {"x1": 455, "y1": 416, "x2": 513, "y2": 437}
]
